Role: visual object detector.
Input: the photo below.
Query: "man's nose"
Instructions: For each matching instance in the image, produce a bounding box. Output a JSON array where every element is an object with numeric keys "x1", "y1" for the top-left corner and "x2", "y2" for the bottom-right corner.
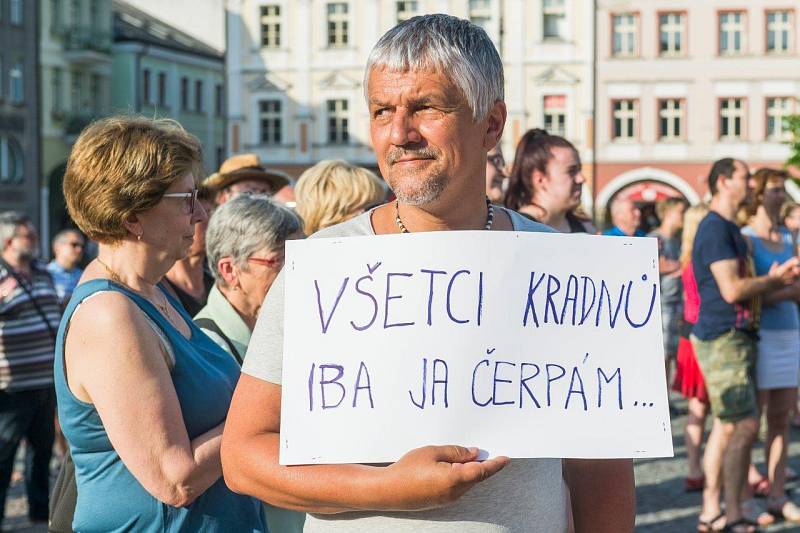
[{"x1": 389, "y1": 109, "x2": 422, "y2": 146}]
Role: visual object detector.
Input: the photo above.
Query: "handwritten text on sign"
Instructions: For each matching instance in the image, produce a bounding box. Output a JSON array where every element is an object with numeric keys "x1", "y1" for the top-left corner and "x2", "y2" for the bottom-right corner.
[{"x1": 280, "y1": 231, "x2": 674, "y2": 465}]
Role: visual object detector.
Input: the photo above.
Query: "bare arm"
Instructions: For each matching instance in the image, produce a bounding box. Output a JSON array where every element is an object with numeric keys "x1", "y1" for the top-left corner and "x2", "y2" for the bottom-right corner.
[
  {"x1": 564, "y1": 459, "x2": 635, "y2": 533},
  {"x1": 709, "y1": 257, "x2": 800, "y2": 304},
  {"x1": 221, "y1": 374, "x2": 508, "y2": 513},
  {"x1": 65, "y1": 292, "x2": 224, "y2": 507},
  {"x1": 658, "y1": 256, "x2": 681, "y2": 276}
]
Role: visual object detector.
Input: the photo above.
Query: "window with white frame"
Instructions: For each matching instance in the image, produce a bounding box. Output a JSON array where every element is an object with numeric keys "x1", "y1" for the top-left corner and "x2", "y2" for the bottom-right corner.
[
  {"x1": 9, "y1": 61, "x2": 23, "y2": 104},
  {"x1": 543, "y1": 95, "x2": 566, "y2": 137},
  {"x1": 543, "y1": 0, "x2": 567, "y2": 40},
  {"x1": 52, "y1": 67, "x2": 63, "y2": 114},
  {"x1": 215, "y1": 84, "x2": 223, "y2": 117},
  {"x1": 143, "y1": 69, "x2": 152, "y2": 105},
  {"x1": 659, "y1": 12, "x2": 685, "y2": 56},
  {"x1": 195, "y1": 80, "x2": 204, "y2": 113},
  {"x1": 767, "y1": 11, "x2": 792, "y2": 54},
  {"x1": 469, "y1": 0, "x2": 492, "y2": 31},
  {"x1": 612, "y1": 99, "x2": 637, "y2": 140},
  {"x1": 396, "y1": 1, "x2": 418, "y2": 23},
  {"x1": 70, "y1": 0, "x2": 81, "y2": 27},
  {"x1": 260, "y1": 5, "x2": 281, "y2": 49},
  {"x1": 719, "y1": 12, "x2": 745, "y2": 55},
  {"x1": 0, "y1": 136, "x2": 24, "y2": 184},
  {"x1": 658, "y1": 99, "x2": 684, "y2": 141},
  {"x1": 719, "y1": 98, "x2": 745, "y2": 140},
  {"x1": 327, "y1": 99, "x2": 349, "y2": 144},
  {"x1": 10, "y1": 0, "x2": 23, "y2": 25},
  {"x1": 50, "y1": 0, "x2": 63, "y2": 33},
  {"x1": 259, "y1": 100, "x2": 282, "y2": 145},
  {"x1": 612, "y1": 14, "x2": 638, "y2": 57},
  {"x1": 91, "y1": 73, "x2": 101, "y2": 113},
  {"x1": 766, "y1": 97, "x2": 794, "y2": 141},
  {"x1": 326, "y1": 3, "x2": 349, "y2": 48},
  {"x1": 158, "y1": 72, "x2": 167, "y2": 106},
  {"x1": 180, "y1": 76, "x2": 189, "y2": 111},
  {"x1": 70, "y1": 70, "x2": 81, "y2": 111}
]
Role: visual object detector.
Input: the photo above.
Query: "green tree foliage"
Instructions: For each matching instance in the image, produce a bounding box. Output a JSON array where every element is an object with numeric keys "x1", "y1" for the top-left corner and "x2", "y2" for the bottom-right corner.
[{"x1": 787, "y1": 115, "x2": 800, "y2": 169}]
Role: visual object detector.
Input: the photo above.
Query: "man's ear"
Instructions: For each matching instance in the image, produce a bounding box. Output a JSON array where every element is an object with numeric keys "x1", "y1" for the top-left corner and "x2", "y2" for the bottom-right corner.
[{"x1": 482, "y1": 100, "x2": 507, "y2": 151}]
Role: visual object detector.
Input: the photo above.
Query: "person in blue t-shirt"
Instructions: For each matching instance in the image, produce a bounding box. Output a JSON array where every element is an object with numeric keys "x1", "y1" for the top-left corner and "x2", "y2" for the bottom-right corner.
[
  {"x1": 603, "y1": 197, "x2": 646, "y2": 237},
  {"x1": 691, "y1": 158, "x2": 800, "y2": 533},
  {"x1": 46, "y1": 229, "x2": 85, "y2": 306}
]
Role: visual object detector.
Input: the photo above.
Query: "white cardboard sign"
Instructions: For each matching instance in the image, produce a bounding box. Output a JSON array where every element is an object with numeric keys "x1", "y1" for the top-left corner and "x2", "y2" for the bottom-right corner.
[{"x1": 280, "y1": 231, "x2": 674, "y2": 465}]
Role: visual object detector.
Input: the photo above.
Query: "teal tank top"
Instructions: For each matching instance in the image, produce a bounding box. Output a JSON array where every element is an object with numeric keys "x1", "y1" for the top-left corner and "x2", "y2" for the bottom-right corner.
[
  {"x1": 741, "y1": 225, "x2": 800, "y2": 330},
  {"x1": 54, "y1": 280, "x2": 266, "y2": 532}
]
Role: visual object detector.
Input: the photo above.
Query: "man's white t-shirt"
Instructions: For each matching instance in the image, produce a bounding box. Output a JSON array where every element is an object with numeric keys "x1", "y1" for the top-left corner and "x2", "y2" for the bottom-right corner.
[{"x1": 243, "y1": 207, "x2": 569, "y2": 532}]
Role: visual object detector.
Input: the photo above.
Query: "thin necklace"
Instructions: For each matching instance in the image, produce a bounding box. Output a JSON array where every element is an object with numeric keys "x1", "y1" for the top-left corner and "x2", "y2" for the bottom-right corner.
[
  {"x1": 96, "y1": 257, "x2": 171, "y2": 317},
  {"x1": 395, "y1": 196, "x2": 494, "y2": 233}
]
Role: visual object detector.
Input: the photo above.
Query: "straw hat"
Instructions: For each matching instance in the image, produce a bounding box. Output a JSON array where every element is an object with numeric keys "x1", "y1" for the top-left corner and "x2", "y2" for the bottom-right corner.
[{"x1": 202, "y1": 153, "x2": 291, "y2": 194}]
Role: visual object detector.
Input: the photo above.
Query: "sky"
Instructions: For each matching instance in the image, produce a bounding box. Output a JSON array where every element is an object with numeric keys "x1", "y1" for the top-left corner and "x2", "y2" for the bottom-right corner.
[{"x1": 125, "y1": 0, "x2": 226, "y2": 52}]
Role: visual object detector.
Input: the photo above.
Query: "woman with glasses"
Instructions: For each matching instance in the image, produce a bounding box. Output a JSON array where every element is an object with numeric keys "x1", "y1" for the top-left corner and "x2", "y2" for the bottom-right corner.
[
  {"x1": 195, "y1": 194, "x2": 302, "y2": 364},
  {"x1": 194, "y1": 193, "x2": 304, "y2": 532},
  {"x1": 740, "y1": 167, "x2": 800, "y2": 523},
  {"x1": 163, "y1": 186, "x2": 216, "y2": 316},
  {"x1": 504, "y1": 128, "x2": 596, "y2": 234},
  {"x1": 55, "y1": 116, "x2": 265, "y2": 532}
]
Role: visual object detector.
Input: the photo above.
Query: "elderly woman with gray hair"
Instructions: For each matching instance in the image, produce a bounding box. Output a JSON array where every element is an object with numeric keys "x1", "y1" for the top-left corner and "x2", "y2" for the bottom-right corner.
[
  {"x1": 194, "y1": 194, "x2": 305, "y2": 532},
  {"x1": 195, "y1": 194, "x2": 302, "y2": 363}
]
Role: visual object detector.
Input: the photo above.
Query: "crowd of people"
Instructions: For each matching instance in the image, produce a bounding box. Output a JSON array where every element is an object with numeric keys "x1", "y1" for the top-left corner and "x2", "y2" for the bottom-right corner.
[{"x1": 0, "y1": 12, "x2": 797, "y2": 533}]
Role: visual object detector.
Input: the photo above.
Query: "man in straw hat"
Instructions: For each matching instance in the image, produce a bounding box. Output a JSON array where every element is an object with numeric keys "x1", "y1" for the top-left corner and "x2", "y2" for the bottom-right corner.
[{"x1": 204, "y1": 153, "x2": 292, "y2": 205}]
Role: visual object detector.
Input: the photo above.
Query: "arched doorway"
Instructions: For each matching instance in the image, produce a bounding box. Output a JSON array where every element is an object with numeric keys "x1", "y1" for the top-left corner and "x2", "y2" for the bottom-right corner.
[
  {"x1": 608, "y1": 181, "x2": 685, "y2": 234},
  {"x1": 598, "y1": 167, "x2": 699, "y2": 234}
]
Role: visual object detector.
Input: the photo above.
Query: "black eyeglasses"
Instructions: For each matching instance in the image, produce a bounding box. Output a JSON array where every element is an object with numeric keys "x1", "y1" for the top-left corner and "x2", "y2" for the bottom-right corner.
[{"x1": 162, "y1": 189, "x2": 199, "y2": 215}]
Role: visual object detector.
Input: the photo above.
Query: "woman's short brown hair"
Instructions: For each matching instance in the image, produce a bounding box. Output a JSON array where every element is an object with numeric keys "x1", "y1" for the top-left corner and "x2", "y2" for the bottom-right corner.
[{"x1": 63, "y1": 115, "x2": 202, "y2": 243}]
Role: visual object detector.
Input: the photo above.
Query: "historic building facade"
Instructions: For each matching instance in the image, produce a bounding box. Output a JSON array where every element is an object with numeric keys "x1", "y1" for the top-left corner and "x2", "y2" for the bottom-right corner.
[
  {"x1": 112, "y1": 0, "x2": 226, "y2": 173},
  {"x1": 225, "y1": 0, "x2": 594, "y2": 181},
  {"x1": 39, "y1": 0, "x2": 113, "y2": 242},
  {"x1": 595, "y1": 0, "x2": 800, "y2": 224},
  {"x1": 0, "y1": 0, "x2": 41, "y2": 228}
]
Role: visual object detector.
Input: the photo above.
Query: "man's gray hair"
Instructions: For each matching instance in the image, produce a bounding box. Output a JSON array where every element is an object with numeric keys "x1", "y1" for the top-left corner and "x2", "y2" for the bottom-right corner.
[
  {"x1": 205, "y1": 195, "x2": 302, "y2": 287},
  {"x1": 0, "y1": 211, "x2": 31, "y2": 247},
  {"x1": 364, "y1": 14, "x2": 504, "y2": 121}
]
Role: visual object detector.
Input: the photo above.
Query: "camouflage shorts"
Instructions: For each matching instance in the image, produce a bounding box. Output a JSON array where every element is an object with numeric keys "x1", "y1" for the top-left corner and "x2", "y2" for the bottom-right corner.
[{"x1": 691, "y1": 330, "x2": 758, "y2": 422}]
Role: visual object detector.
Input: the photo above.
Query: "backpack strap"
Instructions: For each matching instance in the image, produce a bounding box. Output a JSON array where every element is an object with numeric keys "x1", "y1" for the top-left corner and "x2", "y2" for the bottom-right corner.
[{"x1": 193, "y1": 317, "x2": 243, "y2": 365}]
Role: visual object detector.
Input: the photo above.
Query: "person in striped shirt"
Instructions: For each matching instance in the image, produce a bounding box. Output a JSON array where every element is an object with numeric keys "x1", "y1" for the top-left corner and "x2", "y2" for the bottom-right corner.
[{"x1": 0, "y1": 211, "x2": 60, "y2": 524}]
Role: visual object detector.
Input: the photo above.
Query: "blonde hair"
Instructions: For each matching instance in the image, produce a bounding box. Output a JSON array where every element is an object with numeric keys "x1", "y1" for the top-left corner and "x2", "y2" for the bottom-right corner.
[
  {"x1": 63, "y1": 115, "x2": 202, "y2": 244},
  {"x1": 295, "y1": 160, "x2": 386, "y2": 235},
  {"x1": 680, "y1": 204, "x2": 710, "y2": 267}
]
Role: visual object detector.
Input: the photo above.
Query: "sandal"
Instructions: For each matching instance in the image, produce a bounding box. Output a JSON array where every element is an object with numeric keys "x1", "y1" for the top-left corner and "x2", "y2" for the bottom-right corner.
[
  {"x1": 697, "y1": 512, "x2": 725, "y2": 532},
  {"x1": 685, "y1": 475, "x2": 705, "y2": 492},
  {"x1": 721, "y1": 517, "x2": 760, "y2": 532},
  {"x1": 767, "y1": 496, "x2": 800, "y2": 523},
  {"x1": 750, "y1": 478, "x2": 770, "y2": 498}
]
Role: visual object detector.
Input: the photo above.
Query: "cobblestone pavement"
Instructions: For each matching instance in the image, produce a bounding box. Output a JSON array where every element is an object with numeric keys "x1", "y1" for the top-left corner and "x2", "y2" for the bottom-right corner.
[
  {"x1": 636, "y1": 395, "x2": 800, "y2": 532},
  {"x1": 5, "y1": 401, "x2": 800, "y2": 532}
]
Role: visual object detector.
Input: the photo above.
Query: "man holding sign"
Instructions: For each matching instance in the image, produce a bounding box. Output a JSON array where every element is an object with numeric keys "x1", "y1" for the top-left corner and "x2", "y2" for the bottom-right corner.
[{"x1": 222, "y1": 14, "x2": 635, "y2": 532}]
